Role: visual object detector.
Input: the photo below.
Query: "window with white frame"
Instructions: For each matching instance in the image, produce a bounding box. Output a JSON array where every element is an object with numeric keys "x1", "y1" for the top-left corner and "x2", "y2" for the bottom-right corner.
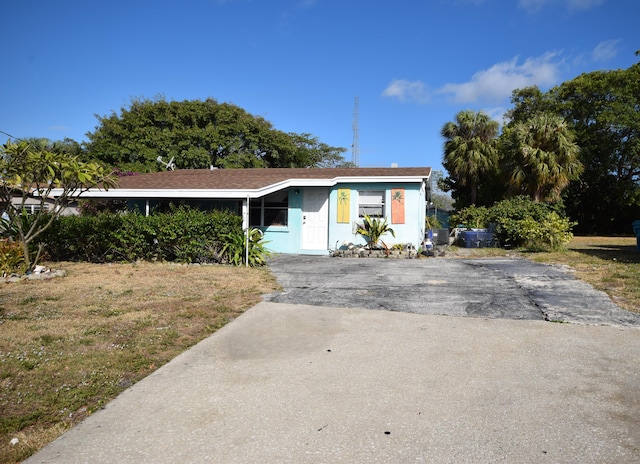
[
  {"x1": 21, "y1": 204, "x2": 49, "y2": 214},
  {"x1": 358, "y1": 190, "x2": 384, "y2": 218},
  {"x1": 250, "y1": 191, "x2": 288, "y2": 227}
]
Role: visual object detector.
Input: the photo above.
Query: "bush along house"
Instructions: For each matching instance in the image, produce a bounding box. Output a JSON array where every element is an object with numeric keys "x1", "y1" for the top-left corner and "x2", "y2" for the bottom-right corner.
[{"x1": 74, "y1": 167, "x2": 432, "y2": 255}]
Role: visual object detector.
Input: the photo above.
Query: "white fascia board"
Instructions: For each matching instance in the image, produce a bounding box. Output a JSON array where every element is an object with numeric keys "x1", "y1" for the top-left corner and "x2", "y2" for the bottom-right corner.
[
  {"x1": 56, "y1": 188, "x2": 263, "y2": 199},
  {"x1": 322, "y1": 175, "x2": 429, "y2": 184},
  {"x1": 255, "y1": 176, "x2": 429, "y2": 194}
]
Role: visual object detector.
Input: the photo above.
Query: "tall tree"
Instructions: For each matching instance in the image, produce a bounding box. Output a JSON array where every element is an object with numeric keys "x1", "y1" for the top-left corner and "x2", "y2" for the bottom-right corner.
[
  {"x1": 85, "y1": 97, "x2": 347, "y2": 172},
  {"x1": 441, "y1": 110, "x2": 500, "y2": 206},
  {"x1": 502, "y1": 113, "x2": 583, "y2": 202},
  {"x1": 505, "y1": 86, "x2": 558, "y2": 125},
  {"x1": 552, "y1": 62, "x2": 640, "y2": 233},
  {"x1": 0, "y1": 140, "x2": 117, "y2": 269}
]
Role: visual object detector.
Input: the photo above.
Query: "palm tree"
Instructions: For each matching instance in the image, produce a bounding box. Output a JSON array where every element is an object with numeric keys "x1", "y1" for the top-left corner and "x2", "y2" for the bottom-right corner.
[
  {"x1": 441, "y1": 110, "x2": 499, "y2": 205},
  {"x1": 503, "y1": 113, "x2": 583, "y2": 202}
]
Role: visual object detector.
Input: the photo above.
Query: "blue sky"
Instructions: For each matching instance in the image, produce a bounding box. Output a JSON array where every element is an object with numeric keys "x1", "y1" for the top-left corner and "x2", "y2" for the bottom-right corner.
[{"x1": 1, "y1": 0, "x2": 638, "y2": 172}]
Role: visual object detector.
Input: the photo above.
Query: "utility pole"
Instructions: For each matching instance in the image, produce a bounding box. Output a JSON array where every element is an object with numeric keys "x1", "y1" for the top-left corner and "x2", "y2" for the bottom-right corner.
[{"x1": 351, "y1": 96, "x2": 360, "y2": 167}]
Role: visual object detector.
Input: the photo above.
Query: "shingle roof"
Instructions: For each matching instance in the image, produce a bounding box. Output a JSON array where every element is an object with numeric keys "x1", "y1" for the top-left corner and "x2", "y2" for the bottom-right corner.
[{"x1": 115, "y1": 167, "x2": 431, "y2": 190}]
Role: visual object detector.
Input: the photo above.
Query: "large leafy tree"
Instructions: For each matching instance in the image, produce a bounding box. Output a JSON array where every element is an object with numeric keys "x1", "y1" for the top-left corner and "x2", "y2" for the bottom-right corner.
[
  {"x1": 552, "y1": 62, "x2": 640, "y2": 234},
  {"x1": 441, "y1": 110, "x2": 500, "y2": 206},
  {"x1": 505, "y1": 86, "x2": 559, "y2": 125},
  {"x1": 86, "y1": 97, "x2": 347, "y2": 172},
  {"x1": 0, "y1": 140, "x2": 117, "y2": 269},
  {"x1": 502, "y1": 113, "x2": 583, "y2": 202}
]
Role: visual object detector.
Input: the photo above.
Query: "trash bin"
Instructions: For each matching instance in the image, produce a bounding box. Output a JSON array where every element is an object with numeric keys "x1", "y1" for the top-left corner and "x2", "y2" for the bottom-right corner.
[
  {"x1": 476, "y1": 231, "x2": 495, "y2": 248},
  {"x1": 460, "y1": 231, "x2": 479, "y2": 248},
  {"x1": 436, "y1": 228, "x2": 450, "y2": 246}
]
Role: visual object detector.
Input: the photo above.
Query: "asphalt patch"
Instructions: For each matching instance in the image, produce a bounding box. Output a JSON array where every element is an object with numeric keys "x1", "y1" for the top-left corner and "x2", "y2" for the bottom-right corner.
[{"x1": 266, "y1": 255, "x2": 640, "y2": 327}]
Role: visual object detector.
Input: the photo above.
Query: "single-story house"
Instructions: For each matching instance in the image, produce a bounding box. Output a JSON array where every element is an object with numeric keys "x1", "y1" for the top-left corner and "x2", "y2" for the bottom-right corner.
[
  {"x1": 1, "y1": 185, "x2": 79, "y2": 217},
  {"x1": 74, "y1": 167, "x2": 432, "y2": 255}
]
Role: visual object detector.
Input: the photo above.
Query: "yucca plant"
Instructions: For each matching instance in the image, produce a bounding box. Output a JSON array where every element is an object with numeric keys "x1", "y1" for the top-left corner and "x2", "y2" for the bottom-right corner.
[
  {"x1": 357, "y1": 215, "x2": 395, "y2": 250},
  {"x1": 220, "y1": 228, "x2": 271, "y2": 266}
]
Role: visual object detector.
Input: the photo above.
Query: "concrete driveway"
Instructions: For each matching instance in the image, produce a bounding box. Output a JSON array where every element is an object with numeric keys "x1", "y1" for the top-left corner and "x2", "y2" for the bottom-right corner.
[
  {"x1": 26, "y1": 255, "x2": 640, "y2": 463},
  {"x1": 266, "y1": 255, "x2": 640, "y2": 327}
]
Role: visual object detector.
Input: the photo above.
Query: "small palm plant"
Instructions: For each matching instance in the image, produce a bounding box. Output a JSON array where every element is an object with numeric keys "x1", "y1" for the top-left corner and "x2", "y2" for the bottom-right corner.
[
  {"x1": 357, "y1": 215, "x2": 395, "y2": 249},
  {"x1": 221, "y1": 228, "x2": 270, "y2": 266}
]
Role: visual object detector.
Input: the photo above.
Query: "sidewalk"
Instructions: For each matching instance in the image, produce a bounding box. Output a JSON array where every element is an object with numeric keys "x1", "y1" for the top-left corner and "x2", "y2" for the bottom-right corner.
[{"x1": 26, "y1": 302, "x2": 640, "y2": 463}]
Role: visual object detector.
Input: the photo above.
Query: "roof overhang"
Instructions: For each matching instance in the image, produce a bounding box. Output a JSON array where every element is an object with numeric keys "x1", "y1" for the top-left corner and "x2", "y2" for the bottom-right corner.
[{"x1": 51, "y1": 174, "x2": 430, "y2": 200}]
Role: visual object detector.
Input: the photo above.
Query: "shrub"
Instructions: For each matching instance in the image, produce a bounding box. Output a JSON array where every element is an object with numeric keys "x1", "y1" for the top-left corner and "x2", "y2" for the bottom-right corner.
[
  {"x1": 37, "y1": 207, "x2": 260, "y2": 265},
  {"x1": 221, "y1": 228, "x2": 271, "y2": 266},
  {"x1": 0, "y1": 240, "x2": 27, "y2": 275},
  {"x1": 450, "y1": 206, "x2": 490, "y2": 230},
  {"x1": 452, "y1": 196, "x2": 575, "y2": 251},
  {"x1": 356, "y1": 215, "x2": 396, "y2": 249},
  {"x1": 425, "y1": 214, "x2": 443, "y2": 230}
]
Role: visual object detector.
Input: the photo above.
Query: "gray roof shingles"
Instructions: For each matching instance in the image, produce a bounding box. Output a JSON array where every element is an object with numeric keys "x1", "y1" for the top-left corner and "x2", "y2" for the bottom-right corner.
[{"x1": 115, "y1": 167, "x2": 432, "y2": 191}]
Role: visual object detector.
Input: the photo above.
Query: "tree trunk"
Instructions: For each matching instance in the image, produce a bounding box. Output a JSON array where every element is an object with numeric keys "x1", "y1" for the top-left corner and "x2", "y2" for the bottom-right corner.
[{"x1": 470, "y1": 184, "x2": 478, "y2": 205}]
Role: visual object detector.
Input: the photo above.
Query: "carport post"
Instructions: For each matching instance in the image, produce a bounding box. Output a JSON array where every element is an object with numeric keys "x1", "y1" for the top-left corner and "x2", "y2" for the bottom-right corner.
[{"x1": 243, "y1": 195, "x2": 250, "y2": 267}]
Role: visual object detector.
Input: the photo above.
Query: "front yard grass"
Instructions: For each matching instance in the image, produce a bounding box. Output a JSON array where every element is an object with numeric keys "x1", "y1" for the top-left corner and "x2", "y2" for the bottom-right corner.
[{"x1": 0, "y1": 262, "x2": 280, "y2": 463}]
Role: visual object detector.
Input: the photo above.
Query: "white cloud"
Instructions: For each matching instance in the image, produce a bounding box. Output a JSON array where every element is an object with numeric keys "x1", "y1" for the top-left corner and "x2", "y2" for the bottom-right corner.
[
  {"x1": 518, "y1": 0, "x2": 604, "y2": 12},
  {"x1": 567, "y1": 0, "x2": 605, "y2": 10},
  {"x1": 296, "y1": 0, "x2": 317, "y2": 7},
  {"x1": 592, "y1": 39, "x2": 620, "y2": 62},
  {"x1": 483, "y1": 106, "x2": 509, "y2": 125},
  {"x1": 518, "y1": 0, "x2": 548, "y2": 13},
  {"x1": 381, "y1": 79, "x2": 431, "y2": 104},
  {"x1": 436, "y1": 52, "x2": 563, "y2": 104}
]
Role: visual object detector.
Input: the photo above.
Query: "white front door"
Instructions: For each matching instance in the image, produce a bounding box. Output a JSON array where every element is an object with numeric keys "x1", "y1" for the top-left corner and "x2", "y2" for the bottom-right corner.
[{"x1": 301, "y1": 188, "x2": 329, "y2": 250}]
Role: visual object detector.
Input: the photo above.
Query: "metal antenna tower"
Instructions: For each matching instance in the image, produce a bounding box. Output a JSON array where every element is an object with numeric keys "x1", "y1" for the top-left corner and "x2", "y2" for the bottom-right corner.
[{"x1": 351, "y1": 96, "x2": 360, "y2": 167}]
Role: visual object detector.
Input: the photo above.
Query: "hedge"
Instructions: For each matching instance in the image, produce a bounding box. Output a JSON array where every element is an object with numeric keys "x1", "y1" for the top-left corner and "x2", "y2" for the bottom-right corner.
[{"x1": 38, "y1": 207, "x2": 245, "y2": 264}]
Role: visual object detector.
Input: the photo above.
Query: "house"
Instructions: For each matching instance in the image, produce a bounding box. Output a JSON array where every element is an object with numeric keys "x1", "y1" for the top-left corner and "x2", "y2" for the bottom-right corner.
[
  {"x1": 1, "y1": 185, "x2": 79, "y2": 217},
  {"x1": 77, "y1": 167, "x2": 432, "y2": 255}
]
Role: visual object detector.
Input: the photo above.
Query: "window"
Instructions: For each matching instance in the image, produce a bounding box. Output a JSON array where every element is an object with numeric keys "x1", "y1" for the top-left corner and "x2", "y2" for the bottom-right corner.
[
  {"x1": 21, "y1": 204, "x2": 49, "y2": 214},
  {"x1": 250, "y1": 191, "x2": 288, "y2": 227},
  {"x1": 358, "y1": 190, "x2": 384, "y2": 218}
]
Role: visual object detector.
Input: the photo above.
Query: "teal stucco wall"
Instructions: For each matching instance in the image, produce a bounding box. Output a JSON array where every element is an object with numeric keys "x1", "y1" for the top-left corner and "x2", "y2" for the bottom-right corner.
[
  {"x1": 327, "y1": 182, "x2": 425, "y2": 251},
  {"x1": 261, "y1": 183, "x2": 426, "y2": 255}
]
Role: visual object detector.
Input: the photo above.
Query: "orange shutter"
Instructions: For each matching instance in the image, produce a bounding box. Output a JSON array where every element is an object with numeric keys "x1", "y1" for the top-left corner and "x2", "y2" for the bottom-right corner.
[{"x1": 391, "y1": 188, "x2": 405, "y2": 224}]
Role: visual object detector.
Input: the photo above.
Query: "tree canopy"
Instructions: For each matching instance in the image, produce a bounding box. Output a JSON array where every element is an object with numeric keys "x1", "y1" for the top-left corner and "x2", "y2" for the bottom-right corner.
[
  {"x1": 0, "y1": 140, "x2": 117, "y2": 269},
  {"x1": 553, "y1": 63, "x2": 640, "y2": 234},
  {"x1": 85, "y1": 97, "x2": 348, "y2": 172},
  {"x1": 441, "y1": 58, "x2": 640, "y2": 234},
  {"x1": 441, "y1": 110, "x2": 500, "y2": 206},
  {"x1": 502, "y1": 113, "x2": 582, "y2": 202}
]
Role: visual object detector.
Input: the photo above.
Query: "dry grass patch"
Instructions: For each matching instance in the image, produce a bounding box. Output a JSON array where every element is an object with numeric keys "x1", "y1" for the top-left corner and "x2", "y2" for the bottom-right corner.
[
  {"x1": 0, "y1": 261, "x2": 279, "y2": 463},
  {"x1": 528, "y1": 236, "x2": 639, "y2": 314}
]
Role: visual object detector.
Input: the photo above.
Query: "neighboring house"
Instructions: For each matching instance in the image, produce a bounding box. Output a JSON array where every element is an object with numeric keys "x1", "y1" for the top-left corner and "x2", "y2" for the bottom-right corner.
[
  {"x1": 11, "y1": 196, "x2": 79, "y2": 216},
  {"x1": 76, "y1": 167, "x2": 432, "y2": 255},
  {"x1": 1, "y1": 186, "x2": 79, "y2": 217}
]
